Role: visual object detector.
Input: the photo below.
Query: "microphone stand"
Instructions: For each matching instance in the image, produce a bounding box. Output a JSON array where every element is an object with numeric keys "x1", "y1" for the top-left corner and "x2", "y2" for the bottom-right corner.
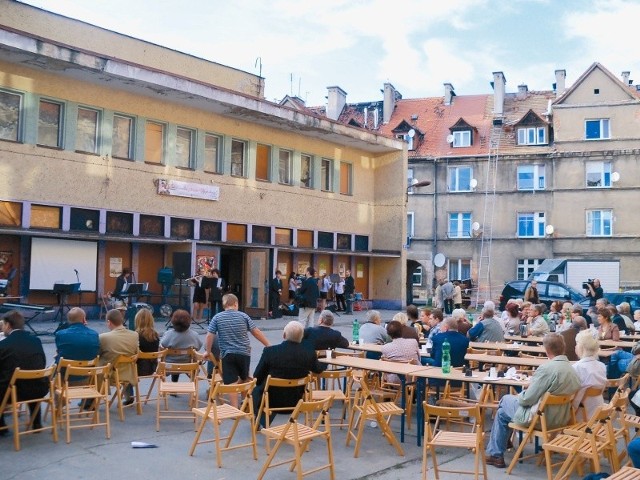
[{"x1": 74, "y1": 269, "x2": 82, "y2": 308}]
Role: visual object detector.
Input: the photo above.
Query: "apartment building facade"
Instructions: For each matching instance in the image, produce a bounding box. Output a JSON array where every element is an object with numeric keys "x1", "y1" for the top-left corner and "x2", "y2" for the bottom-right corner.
[{"x1": 0, "y1": 1, "x2": 407, "y2": 316}]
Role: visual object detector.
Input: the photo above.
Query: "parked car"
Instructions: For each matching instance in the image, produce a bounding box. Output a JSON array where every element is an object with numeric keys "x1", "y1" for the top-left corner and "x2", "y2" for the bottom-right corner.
[
  {"x1": 578, "y1": 290, "x2": 640, "y2": 313},
  {"x1": 499, "y1": 280, "x2": 586, "y2": 311}
]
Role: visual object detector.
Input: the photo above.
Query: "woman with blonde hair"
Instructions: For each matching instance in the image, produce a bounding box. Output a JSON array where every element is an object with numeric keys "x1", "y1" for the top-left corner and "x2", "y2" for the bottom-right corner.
[
  {"x1": 392, "y1": 311, "x2": 420, "y2": 343},
  {"x1": 135, "y1": 308, "x2": 160, "y2": 376},
  {"x1": 572, "y1": 329, "x2": 606, "y2": 419}
]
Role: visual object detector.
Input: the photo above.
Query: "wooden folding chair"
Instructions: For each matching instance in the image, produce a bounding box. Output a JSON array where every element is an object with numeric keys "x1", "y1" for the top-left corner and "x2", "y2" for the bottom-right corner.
[
  {"x1": 137, "y1": 350, "x2": 166, "y2": 405},
  {"x1": 422, "y1": 402, "x2": 487, "y2": 480},
  {"x1": 380, "y1": 357, "x2": 418, "y2": 429},
  {"x1": 156, "y1": 361, "x2": 199, "y2": 431},
  {"x1": 44, "y1": 356, "x2": 99, "y2": 423},
  {"x1": 0, "y1": 366, "x2": 57, "y2": 451},
  {"x1": 109, "y1": 354, "x2": 142, "y2": 421},
  {"x1": 346, "y1": 372, "x2": 404, "y2": 458},
  {"x1": 189, "y1": 378, "x2": 258, "y2": 468},
  {"x1": 506, "y1": 392, "x2": 576, "y2": 475},
  {"x1": 576, "y1": 386, "x2": 605, "y2": 422},
  {"x1": 257, "y1": 396, "x2": 335, "y2": 480},
  {"x1": 543, "y1": 403, "x2": 619, "y2": 480},
  {"x1": 310, "y1": 368, "x2": 351, "y2": 427},
  {"x1": 57, "y1": 364, "x2": 111, "y2": 444},
  {"x1": 255, "y1": 375, "x2": 311, "y2": 452}
]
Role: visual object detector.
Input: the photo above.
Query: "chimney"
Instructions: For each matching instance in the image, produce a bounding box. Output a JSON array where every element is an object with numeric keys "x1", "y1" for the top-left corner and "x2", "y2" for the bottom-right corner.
[
  {"x1": 444, "y1": 83, "x2": 455, "y2": 105},
  {"x1": 326, "y1": 86, "x2": 347, "y2": 121},
  {"x1": 383, "y1": 83, "x2": 401, "y2": 124},
  {"x1": 517, "y1": 84, "x2": 528, "y2": 100},
  {"x1": 555, "y1": 69, "x2": 566, "y2": 97},
  {"x1": 622, "y1": 71, "x2": 631, "y2": 85},
  {"x1": 492, "y1": 71, "x2": 506, "y2": 117}
]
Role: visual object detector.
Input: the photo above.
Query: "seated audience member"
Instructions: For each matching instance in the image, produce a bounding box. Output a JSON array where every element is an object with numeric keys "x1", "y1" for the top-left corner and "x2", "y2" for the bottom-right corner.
[
  {"x1": 427, "y1": 317, "x2": 469, "y2": 379},
  {"x1": 394, "y1": 312, "x2": 420, "y2": 343},
  {"x1": 468, "y1": 306, "x2": 504, "y2": 342},
  {"x1": 303, "y1": 309, "x2": 349, "y2": 351},
  {"x1": 572, "y1": 330, "x2": 606, "y2": 419},
  {"x1": 527, "y1": 304, "x2": 550, "y2": 336},
  {"x1": 502, "y1": 301, "x2": 521, "y2": 333},
  {"x1": 485, "y1": 333, "x2": 581, "y2": 468},
  {"x1": 618, "y1": 302, "x2": 634, "y2": 331},
  {"x1": 570, "y1": 305, "x2": 589, "y2": 331},
  {"x1": 634, "y1": 309, "x2": 640, "y2": 332},
  {"x1": 99, "y1": 309, "x2": 140, "y2": 404},
  {"x1": 610, "y1": 304, "x2": 628, "y2": 332},
  {"x1": 559, "y1": 326, "x2": 579, "y2": 361},
  {"x1": 381, "y1": 320, "x2": 420, "y2": 384},
  {"x1": 55, "y1": 307, "x2": 99, "y2": 363},
  {"x1": 425, "y1": 309, "x2": 444, "y2": 341},
  {"x1": 606, "y1": 341, "x2": 640, "y2": 386},
  {"x1": 359, "y1": 310, "x2": 390, "y2": 359},
  {"x1": 452, "y1": 308, "x2": 472, "y2": 336},
  {"x1": 135, "y1": 309, "x2": 160, "y2": 377},
  {"x1": 519, "y1": 301, "x2": 532, "y2": 323},
  {"x1": 252, "y1": 321, "x2": 325, "y2": 427},
  {"x1": 596, "y1": 308, "x2": 620, "y2": 341},
  {"x1": 160, "y1": 309, "x2": 203, "y2": 381},
  {"x1": 417, "y1": 308, "x2": 432, "y2": 329},
  {"x1": 0, "y1": 311, "x2": 49, "y2": 433}
]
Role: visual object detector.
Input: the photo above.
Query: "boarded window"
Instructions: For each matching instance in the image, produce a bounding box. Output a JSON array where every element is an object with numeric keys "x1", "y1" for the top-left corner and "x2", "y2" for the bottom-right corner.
[
  {"x1": 318, "y1": 231, "x2": 333, "y2": 249},
  {"x1": 171, "y1": 218, "x2": 194, "y2": 239},
  {"x1": 252, "y1": 225, "x2": 270, "y2": 244},
  {"x1": 140, "y1": 214, "x2": 164, "y2": 236},
  {"x1": 145, "y1": 121, "x2": 164, "y2": 163},
  {"x1": 0, "y1": 201, "x2": 22, "y2": 226},
  {"x1": 30, "y1": 205, "x2": 61, "y2": 229},
  {"x1": 106, "y1": 212, "x2": 133, "y2": 235},
  {"x1": 200, "y1": 221, "x2": 222, "y2": 241},
  {"x1": 256, "y1": 144, "x2": 271, "y2": 181},
  {"x1": 337, "y1": 233, "x2": 351, "y2": 250},
  {"x1": 70, "y1": 208, "x2": 99, "y2": 231},
  {"x1": 275, "y1": 228, "x2": 292, "y2": 246},
  {"x1": 297, "y1": 230, "x2": 313, "y2": 248},
  {"x1": 227, "y1": 223, "x2": 247, "y2": 242}
]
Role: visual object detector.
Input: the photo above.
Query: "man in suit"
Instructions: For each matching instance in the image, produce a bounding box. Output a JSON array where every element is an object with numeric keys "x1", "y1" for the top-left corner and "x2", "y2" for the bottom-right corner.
[
  {"x1": 485, "y1": 333, "x2": 581, "y2": 468},
  {"x1": 344, "y1": 269, "x2": 355, "y2": 314},
  {"x1": 253, "y1": 321, "x2": 326, "y2": 427},
  {"x1": 269, "y1": 270, "x2": 283, "y2": 319},
  {"x1": 297, "y1": 267, "x2": 320, "y2": 328},
  {"x1": 303, "y1": 310, "x2": 349, "y2": 351},
  {"x1": 0, "y1": 310, "x2": 49, "y2": 433},
  {"x1": 98, "y1": 309, "x2": 139, "y2": 404}
]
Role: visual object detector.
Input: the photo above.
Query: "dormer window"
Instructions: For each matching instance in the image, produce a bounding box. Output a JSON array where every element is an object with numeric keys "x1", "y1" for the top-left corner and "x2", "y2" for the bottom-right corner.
[
  {"x1": 391, "y1": 120, "x2": 422, "y2": 151},
  {"x1": 517, "y1": 126, "x2": 547, "y2": 145},
  {"x1": 396, "y1": 133, "x2": 414, "y2": 150},
  {"x1": 452, "y1": 130, "x2": 471, "y2": 147}
]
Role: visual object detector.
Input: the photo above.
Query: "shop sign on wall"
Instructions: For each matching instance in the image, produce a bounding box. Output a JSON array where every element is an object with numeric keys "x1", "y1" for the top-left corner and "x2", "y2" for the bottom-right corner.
[{"x1": 157, "y1": 179, "x2": 220, "y2": 201}]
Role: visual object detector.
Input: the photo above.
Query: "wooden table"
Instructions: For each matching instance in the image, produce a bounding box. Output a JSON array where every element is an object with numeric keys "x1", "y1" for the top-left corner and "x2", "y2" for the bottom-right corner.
[
  {"x1": 319, "y1": 355, "x2": 429, "y2": 444},
  {"x1": 465, "y1": 353, "x2": 550, "y2": 368},
  {"x1": 607, "y1": 466, "x2": 640, "y2": 479},
  {"x1": 505, "y1": 334, "x2": 636, "y2": 349},
  {"x1": 348, "y1": 342, "x2": 430, "y2": 357},
  {"x1": 468, "y1": 341, "x2": 614, "y2": 358}
]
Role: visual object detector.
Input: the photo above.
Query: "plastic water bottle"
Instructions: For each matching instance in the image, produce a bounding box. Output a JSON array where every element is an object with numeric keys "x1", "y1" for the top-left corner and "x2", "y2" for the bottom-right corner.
[
  {"x1": 549, "y1": 319, "x2": 556, "y2": 332},
  {"x1": 442, "y1": 339, "x2": 451, "y2": 374},
  {"x1": 352, "y1": 319, "x2": 360, "y2": 344}
]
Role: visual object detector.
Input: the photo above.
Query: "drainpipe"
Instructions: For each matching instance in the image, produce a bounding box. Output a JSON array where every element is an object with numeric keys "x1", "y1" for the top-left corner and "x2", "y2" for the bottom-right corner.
[{"x1": 432, "y1": 157, "x2": 439, "y2": 292}]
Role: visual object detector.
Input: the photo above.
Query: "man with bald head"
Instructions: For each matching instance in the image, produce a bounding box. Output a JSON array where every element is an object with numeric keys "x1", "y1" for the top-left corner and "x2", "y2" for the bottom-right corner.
[{"x1": 55, "y1": 307, "x2": 99, "y2": 363}]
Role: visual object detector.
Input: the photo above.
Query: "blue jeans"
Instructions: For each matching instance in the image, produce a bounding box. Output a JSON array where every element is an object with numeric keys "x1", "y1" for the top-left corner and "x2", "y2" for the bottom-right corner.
[
  {"x1": 629, "y1": 438, "x2": 640, "y2": 468},
  {"x1": 607, "y1": 350, "x2": 633, "y2": 379},
  {"x1": 486, "y1": 394, "x2": 519, "y2": 457}
]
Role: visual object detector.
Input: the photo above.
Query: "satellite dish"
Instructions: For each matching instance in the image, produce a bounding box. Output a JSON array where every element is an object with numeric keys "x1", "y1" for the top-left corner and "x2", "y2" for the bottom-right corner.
[
  {"x1": 446, "y1": 134, "x2": 455, "y2": 144},
  {"x1": 545, "y1": 224, "x2": 555, "y2": 235},
  {"x1": 470, "y1": 178, "x2": 478, "y2": 189},
  {"x1": 472, "y1": 222, "x2": 480, "y2": 232},
  {"x1": 407, "y1": 129, "x2": 416, "y2": 138},
  {"x1": 611, "y1": 172, "x2": 620, "y2": 183},
  {"x1": 433, "y1": 253, "x2": 446, "y2": 268}
]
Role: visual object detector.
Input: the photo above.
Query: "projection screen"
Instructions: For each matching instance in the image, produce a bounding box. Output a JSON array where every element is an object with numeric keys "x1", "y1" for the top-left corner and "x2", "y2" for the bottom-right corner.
[{"x1": 29, "y1": 237, "x2": 97, "y2": 291}]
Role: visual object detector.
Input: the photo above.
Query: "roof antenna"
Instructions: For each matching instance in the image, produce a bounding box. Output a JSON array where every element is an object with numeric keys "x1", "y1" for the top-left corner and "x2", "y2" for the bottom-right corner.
[{"x1": 254, "y1": 57, "x2": 262, "y2": 77}]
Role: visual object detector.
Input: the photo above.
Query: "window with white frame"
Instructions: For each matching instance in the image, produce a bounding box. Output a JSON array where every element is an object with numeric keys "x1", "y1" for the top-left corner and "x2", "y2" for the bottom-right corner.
[
  {"x1": 585, "y1": 119, "x2": 610, "y2": 140},
  {"x1": 517, "y1": 164, "x2": 545, "y2": 190},
  {"x1": 448, "y1": 166, "x2": 472, "y2": 192},
  {"x1": 278, "y1": 149, "x2": 292, "y2": 184},
  {"x1": 412, "y1": 265, "x2": 423, "y2": 286},
  {"x1": 301, "y1": 154, "x2": 312, "y2": 188},
  {"x1": 396, "y1": 132, "x2": 414, "y2": 150},
  {"x1": 586, "y1": 209, "x2": 612, "y2": 237},
  {"x1": 112, "y1": 114, "x2": 134, "y2": 159},
  {"x1": 448, "y1": 259, "x2": 471, "y2": 281},
  {"x1": 448, "y1": 212, "x2": 471, "y2": 238},
  {"x1": 321, "y1": 158, "x2": 333, "y2": 191},
  {"x1": 517, "y1": 212, "x2": 546, "y2": 237},
  {"x1": 0, "y1": 90, "x2": 22, "y2": 142},
  {"x1": 407, "y1": 211, "x2": 415, "y2": 238},
  {"x1": 517, "y1": 126, "x2": 547, "y2": 145},
  {"x1": 452, "y1": 130, "x2": 471, "y2": 147},
  {"x1": 38, "y1": 99, "x2": 63, "y2": 148},
  {"x1": 76, "y1": 107, "x2": 99, "y2": 153},
  {"x1": 203, "y1": 133, "x2": 221, "y2": 173},
  {"x1": 517, "y1": 258, "x2": 544, "y2": 280},
  {"x1": 230, "y1": 139, "x2": 246, "y2": 177},
  {"x1": 175, "y1": 127, "x2": 194, "y2": 168},
  {"x1": 585, "y1": 161, "x2": 611, "y2": 188}
]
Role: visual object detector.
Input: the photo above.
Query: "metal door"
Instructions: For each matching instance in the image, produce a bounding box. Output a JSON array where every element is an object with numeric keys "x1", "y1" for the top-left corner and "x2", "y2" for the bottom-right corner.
[{"x1": 243, "y1": 248, "x2": 269, "y2": 318}]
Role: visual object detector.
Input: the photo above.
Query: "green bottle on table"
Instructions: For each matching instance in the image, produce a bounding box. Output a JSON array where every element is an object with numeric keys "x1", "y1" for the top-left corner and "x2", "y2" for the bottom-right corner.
[
  {"x1": 352, "y1": 318, "x2": 360, "y2": 343},
  {"x1": 442, "y1": 339, "x2": 451, "y2": 374}
]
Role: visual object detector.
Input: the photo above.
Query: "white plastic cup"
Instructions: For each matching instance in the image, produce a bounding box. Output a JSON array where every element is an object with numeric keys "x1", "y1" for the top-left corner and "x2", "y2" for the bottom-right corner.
[
  {"x1": 326, "y1": 349, "x2": 332, "y2": 359},
  {"x1": 358, "y1": 338, "x2": 364, "y2": 345},
  {"x1": 489, "y1": 367, "x2": 497, "y2": 379}
]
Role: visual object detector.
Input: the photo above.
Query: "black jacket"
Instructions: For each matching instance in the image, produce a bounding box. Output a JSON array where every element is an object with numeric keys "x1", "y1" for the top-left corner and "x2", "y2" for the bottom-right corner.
[
  {"x1": 0, "y1": 329, "x2": 48, "y2": 401},
  {"x1": 297, "y1": 276, "x2": 319, "y2": 308},
  {"x1": 253, "y1": 340, "x2": 325, "y2": 408},
  {"x1": 303, "y1": 326, "x2": 349, "y2": 350},
  {"x1": 344, "y1": 275, "x2": 355, "y2": 296}
]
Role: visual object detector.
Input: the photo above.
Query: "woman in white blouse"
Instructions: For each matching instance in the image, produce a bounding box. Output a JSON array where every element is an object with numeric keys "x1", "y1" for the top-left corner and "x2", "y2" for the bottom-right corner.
[{"x1": 572, "y1": 329, "x2": 607, "y2": 420}]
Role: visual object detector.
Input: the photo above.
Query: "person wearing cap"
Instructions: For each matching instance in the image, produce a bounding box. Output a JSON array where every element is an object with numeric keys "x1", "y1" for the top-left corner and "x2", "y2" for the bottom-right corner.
[
  {"x1": 0, "y1": 310, "x2": 48, "y2": 434},
  {"x1": 55, "y1": 307, "x2": 99, "y2": 363}
]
